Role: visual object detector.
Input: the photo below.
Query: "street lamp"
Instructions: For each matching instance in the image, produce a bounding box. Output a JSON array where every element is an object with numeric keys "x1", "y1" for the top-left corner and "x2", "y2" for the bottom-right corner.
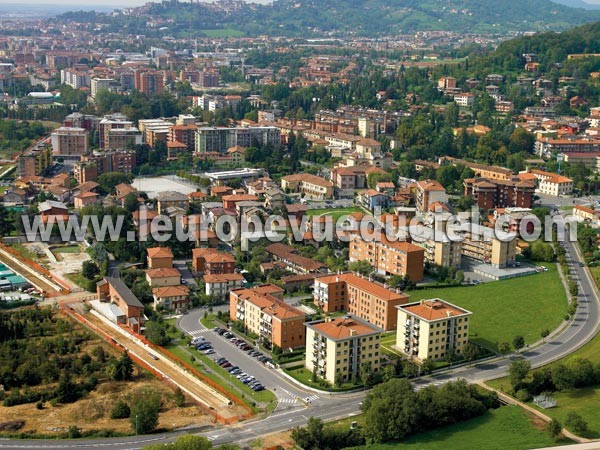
[{"x1": 135, "y1": 414, "x2": 139, "y2": 435}]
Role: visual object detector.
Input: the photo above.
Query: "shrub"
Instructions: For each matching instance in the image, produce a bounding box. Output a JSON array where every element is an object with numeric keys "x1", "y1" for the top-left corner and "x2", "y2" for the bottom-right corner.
[
  {"x1": 516, "y1": 389, "x2": 532, "y2": 402},
  {"x1": 110, "y1": 400, "x2": 131, "y2": 419},
  {"x1": 565, "y1": 412, "x2": 588, "y2": 435}
]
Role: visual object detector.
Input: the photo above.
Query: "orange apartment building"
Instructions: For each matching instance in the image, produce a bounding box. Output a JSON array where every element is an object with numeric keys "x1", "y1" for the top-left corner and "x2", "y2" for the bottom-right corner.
[
  {"x1": 147, "y1": 247, "x2": 174, "y2": 269},
  {"x1": 96, "y1": 277, "x2": 145, "y2": 333},
  {"x1": 230, "y1": 284, "x2": 306, "y2": 350},
  {"x1": 313, "y1": 273, "x2": 410, "y2": 331},
  {"x1": 192, "y1": 248, "x2": 235, "y2": 274},
  {"x1": 349, "y1": 236, "x2": 425, "y2": 282},
  {"x1": 415, "y1": 180, "x2": 447, "y2": 213}
]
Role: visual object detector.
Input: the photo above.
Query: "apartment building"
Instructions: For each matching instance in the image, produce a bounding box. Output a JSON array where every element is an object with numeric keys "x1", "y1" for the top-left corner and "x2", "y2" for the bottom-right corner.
[
  {"x1": 204, "y1": 273, "x2": 246, "y2": 300},
  {"x1": 195, "y1": 126, "x2": 280, "y2": 154},
  {"x1": 96, "y1": 277, "x2": 145, "y2": 333},
  {"x1": 152, "y1": 285, "x2": 190, "y2": 312},
  {"x1": 156, "y1": 191, "x2": 190, "y2": 214},
  {"x1": 50, "y1": 127, "x2": 89, "y2": 160},
  {"x1": 464, "y1": 177, "x2": 535, "y2": 211},
  {"x1": 396, "y1": 299, "x2": 472, "y2": 362},
  {"x1": 452, "y1": 223, "x2": 517, "y2": 268},
  {"x1": 230, "y1": 285, "x2": 306, "y2": 350},
  {"x1": 91, "y1": 78, "x2": 117, "y2": 98},
  {"x1": 305, "y1": 315, "x2": 382, "y2": 384},
  {"x1": 105, "y1": 127, "x2": 143, "y2": 150},
  {"x1": 313, "y1": 272, "x2": 409, "y2": 331},
  {"x1": 265, "y1": 243, "x2": 326, "y2": 274},
  {"x1": 147, "y1": 247, "x2": 174, "y2": 269},
  {"x1": 518, "y1": 169, "x2": 574, "y2": 197},
  {"x1": 572, "y1": 205, "x2": 600, "y2": 227},
  {"x1": 168, "y1": 124, "x2": 197, "y2": 153},
  {"x1": 134, "y1": 70, "x2": 164, "y2": 97},
  {"x1": 416, "y1": 236, "x2": 462, "y2": 269},
  {"x1": 60, "y1": 69, "x2": 90, "y2": 89},
  {"x1": 18, "y1": 141, "x2": 53, "y2": 177},
  {"x1": 138, "y1": 119, "x2": 172, "y2": 147},
  {"x1": 349, "y1": 236, "x2": 425, "y2": 282},
  {"x1": 98, "y1": 114, "x2": 134, "y2": 150},
  {"x1": 145, "y1": 267, "x2": 181, "y2": 288},
  {"x1": 454, "y1": 93, "x2": 475, "y2": 108},
  {"x1": 415, "y1": 180, "x2": 447, "y2": 213},
  {"x1": 535, "y1": 136, "x2": 600, "y2": 158},
  {"x1": 192, "y1": 248, "x2": 235, "y2": 274},
  {"x1": 73, "y1": 151, "x2": 136, "y2": 183},
  {"x1": 280, "y1": 173, "x2": 334, "y2": 200}
]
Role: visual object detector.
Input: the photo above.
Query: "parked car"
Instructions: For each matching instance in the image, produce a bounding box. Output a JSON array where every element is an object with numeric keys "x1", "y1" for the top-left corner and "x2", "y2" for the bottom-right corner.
[{"x1": 203, "y1": 349, "x2": 215, "y2": 355}]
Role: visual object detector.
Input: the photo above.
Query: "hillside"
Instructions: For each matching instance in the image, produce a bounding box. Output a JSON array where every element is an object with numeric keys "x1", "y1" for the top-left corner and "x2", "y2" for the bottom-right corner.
[{"x1": 57, "y1": 0, "x2": 600, "y2": 37}]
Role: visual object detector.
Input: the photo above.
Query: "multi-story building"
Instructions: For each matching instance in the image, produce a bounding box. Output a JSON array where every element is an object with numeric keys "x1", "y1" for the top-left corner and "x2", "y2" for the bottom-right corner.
[
  {"x1": 349, "y1": 236, "x2": 425, "y2": 282},
  {"x1": 204, "y1": 273, "x2": 246, "y2": 299},
  {"x1": 199, "y1": 68, "x2": 220, "y2": 88},
  {"x1": 73, "y1": 151, "x2": 136, "y2": 183},
  {"x1": 454, "y1": 93, "x2": 475, "y2": 108},
  {"x1": 105, "y1": 127, "x2": 143, "y2": 150},
  {"x1": 305, "y1": 315, "x2": 382, "y2": 384},
  {"x1": 230, "y1": 284, "x2": 306, "y2": 350},
  {"x1": 313, "y1": 272, "x2": 409, "y2": 331},
  {"x1": 535, "y1": 136, "x2": 600, "y2": 158},
  {"x1": 60, "y1": 69, "x2": 90, "y2": 89},
  {"x1": 98, "y1": 114, "x2": 134, "y2": 150},
  {"x1": 415, "y1": 180, "x2": 447, "y2": 213},
  {"x1": 280, "y1": 173, "x2": 334, "y2": 200},
  {"x1": 518, "y1": 169, "x2": 574, "y2": 197},
  {"x1": 96, "y1": 277, "x2": 145, "y2": 333},
  {"x1": 146, "y1": 267, "x2": 182, "y2": 288},
  {"x1": 138, "y1": 119, "x2": 172, "y2": 148},
  {"x1": 416, "y1": 236, "x2": 462, "y2": 269},
  {"x1": 91, "y1": 78, "x2": 117, "y2": 98},
  {"x1": 147, "y1": 247, "x2": 174, "y2": 269},
  {"x1": 168, "y1": 124, "x2": 197, "y2": 153},
  {"x1": 152, "y1": 285, "x2": 190, "y2": 312},
  {"x1": 134, "y1": 70, "x2": 164, "y2": 97},
  {"x1": 195, "y1": 127, "x2": 280, "y2": 154},
  {"x1": 156, "y1": 191, "x2": 190, "y2": 214},
  {"x1": 396, "y1": 299, "x2": 472, "y2": 362},
  {"x1": 18, "y1": 139, "x2": 53, "y2": 177},
  {"x1": 452, "y1": 223, "x2": 517, "y2": 268},
  {"x1": 50, "y1": 127, "x2": 89, "y2": 160},
  {"x1": 192, "y1": 248, "x2": 235, "y2": 274},
  {"x1": 464, "y1": 177, "x2": 535, "y2": 211}
]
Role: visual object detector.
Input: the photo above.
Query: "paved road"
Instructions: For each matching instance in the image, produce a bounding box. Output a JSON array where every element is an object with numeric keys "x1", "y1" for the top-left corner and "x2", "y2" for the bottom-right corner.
[{"x1": 1, "y1": 216, "x2": 598, "y2": 449}]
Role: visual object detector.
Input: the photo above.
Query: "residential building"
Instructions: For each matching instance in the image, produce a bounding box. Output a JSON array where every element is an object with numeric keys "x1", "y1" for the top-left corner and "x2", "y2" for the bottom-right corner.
[
  {"x1": 60, "y1": 69, "x2": 90, "y2": 89},
  {"x1": 153, "y1": 285, "x2": 190, "y2": 312},
  {"x1": 168, "y1": 124, "x2": 197, "y2": 153},
  {"x1": 18, "y1": 141, "x2": 53, "y2": 177},
  {"x1": 156, "y1": 191, "x2": 190, "y2": 214},
  {"x1": 396, "y1": 299, "x2": 472, "y2": 362},
  {"x1": 91, "y1": 78, "x2": 116, "y2": 98},
  {"x1": 134, "y1": 69, "x2": 164, "y2": 97},
  {"x1": 96, "y1": 277, "x2": 145, "y2": 333},
  {"x1": 349, "y1": 236, "x2": 425, "y2": 282},
  {"x1": 98, "y1": 114, "x2": 134, "y2": 150},
  {"x1": 147, "y1": 247, "x2": 174, "y2": 269},
  {"x1": 518, "y1": 169, "x2": 574, "y2": 196},
  {"x1": 452, "y1": 223, "x2": 517, "y2": 268},
  {"x1": 265, "y1": 243, "x2": 327, "y2": 274},
  {"x1": 305, "y1": 315, "x2": 382, "y2": 384},
  {"x1": 195, "y1": 126, "x2": 280, "y2": 154},
  {"x1": 192, "y1": 248, "x2": 235, "y2": 274},
  {"x1": 313, "y1": 272, "x2": 409, "y2": 331},
  {"x1": 464, "y1": 177, "x2": 535, "y2": 211},
  {"x1": 280, "y1": 173, "x2": 334, "y2": 200},
  {"x1": 51, "y1": 127, "x2": 89, "y2": 160},
  {"x1": 138, "y1": 119, "x2": 172, "y2": 147},
  {"x1": 73, "y1": 191, "x2": 100, "y2": 209},
  {"x1": 454, "y1": 93, "x2": 475, "y2": 108},
  {"x1": 204, "y1": 273, "x2": 246, "y2": 299},
  {"x1": 230, "y1": 285, "x2": 306, "y2": 350},
  {"x1": 105, "y1": 127, "x2": 143, "y2": 150},
  {"x1": 573, "y1": 205, "x2": 600, "y2": 227},
  {"x1": 415, "y1": 180, "x2": 447, "y2": 213},
  {"x1": 145, "y1": 267, "x2": 182, "y2": 288},
  {"x1": 73, "y1": 151, "x2": 137, "y2": 183}
]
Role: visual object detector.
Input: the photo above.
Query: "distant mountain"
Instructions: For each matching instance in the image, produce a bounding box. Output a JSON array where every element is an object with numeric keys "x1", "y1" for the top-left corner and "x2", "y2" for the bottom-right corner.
[
  {"x1": 57, "y1": 0, "x2": 600, "y2": 37},
  {"x1": 551, "y1": 0, "x2": 600, "y2": 9}
]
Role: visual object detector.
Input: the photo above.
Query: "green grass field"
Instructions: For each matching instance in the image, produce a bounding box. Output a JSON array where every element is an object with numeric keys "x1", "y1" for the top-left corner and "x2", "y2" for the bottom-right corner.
[
  {"x1": 407, "y1": 264, "x2": 568, "y2": 352},
  {"x1": 200, "y1": 28, "x2": 244, "y2": 37},
  {"x1": 52, "y1": 245, "x2": 81, "y2": 254},
  {"x1": 307, "y1": 207, "x2": 363, "y2": 221},
  {"x1": 335, "y1": 406, "x2": 564, "y2": 450}
]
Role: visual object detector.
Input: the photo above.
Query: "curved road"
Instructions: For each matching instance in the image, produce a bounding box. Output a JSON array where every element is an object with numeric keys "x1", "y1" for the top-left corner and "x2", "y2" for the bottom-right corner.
[{"x1": 1, "y1": 228, "x2": 598, "y2": 449}]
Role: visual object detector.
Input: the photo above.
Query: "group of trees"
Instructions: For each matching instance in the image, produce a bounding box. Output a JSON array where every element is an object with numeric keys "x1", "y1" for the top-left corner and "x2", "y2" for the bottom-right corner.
[
  {"x1": 0, "y1": 307, "x2": 137, "y2": 408},
  {"x1": 291, "y1": 378, "x2": 499, "y2": 449},
  {"x1": 509, "y1": 356, "x2": 600, "y2": 403}
]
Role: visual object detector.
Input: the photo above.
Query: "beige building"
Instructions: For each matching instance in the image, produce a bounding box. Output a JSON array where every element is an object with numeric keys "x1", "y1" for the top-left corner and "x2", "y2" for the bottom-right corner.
[
  {"x1": 145, "y1": 267, "x2": 181, "y2": 287},
  {"x1": 396, "y1": 299, "x2": 472, "y2": 362},
  {"x1": 417, "y1": 237, "x2": 462, "y2": 268},
  {"x1": 305, "y1": 315, "x2": 382, "y2": 384},
  {"x1": 281, "y1": 173, "x2": 334, "y2": 200},
  {"x1": 415, "y1": 180, "x2": 447, "y2": 213},
  {"x1": 51, "y1": 127, "x2": 89, "y2": 160},
  {"x1": 452, "y1": 223, "x2": 516, "y2": 268}
]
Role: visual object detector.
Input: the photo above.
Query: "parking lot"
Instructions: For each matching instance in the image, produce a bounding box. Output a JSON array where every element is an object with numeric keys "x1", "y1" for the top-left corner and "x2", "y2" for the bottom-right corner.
[{"x1": 179, "y1": 310, "x2": 321, "y2": 409}]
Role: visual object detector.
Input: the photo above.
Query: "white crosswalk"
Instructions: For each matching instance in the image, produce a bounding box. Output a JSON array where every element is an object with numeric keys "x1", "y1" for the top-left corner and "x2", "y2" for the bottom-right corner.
[
  {"x1": 188, "y1": 328, "x2": 209, "y2": 336},
  {"x1": 278, "y1": 397, "x2": 299, "y2": 405},
  {"x1": 304, "y1": 394, "x2": 319, "y2": 403}
]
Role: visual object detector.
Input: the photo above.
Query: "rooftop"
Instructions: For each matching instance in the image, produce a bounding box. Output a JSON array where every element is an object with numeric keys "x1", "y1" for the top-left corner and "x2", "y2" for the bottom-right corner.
[
  {"x1": 399, "y1": 299, "x2": 471, "y2": 322},
  {"x1": 306, "y1": 315, "x2": 382, "y2": 341}
]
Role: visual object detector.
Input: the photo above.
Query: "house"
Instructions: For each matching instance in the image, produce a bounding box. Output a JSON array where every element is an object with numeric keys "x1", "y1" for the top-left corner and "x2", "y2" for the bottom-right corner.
[
  {"x1": 96, "y1": 276, "x2": 145, "y2": 333},
  {"x1": 415, "y1": 180, "x2": 447, "y2": 213},
  {"x1": 147, "y1": 247, "x2": 174, "y2": 269},
  {"x1": 0, "y1": 189, "x2": 28, "y2": 205},
  {"x1": 518, "y1": 169, "x2": 574, "y2": 197},
  {"x1": 38, "y1": 200, "x2": 70, "y2": 224},
  {"x1": 153, "y1": 285, "x2": 190, "y2": 312},
  {"x1": 204, "y1": 273, "x2": 246, "y2": 300},
  {"x1": 115, "y1": 183, "x2": 138, "y2": 206},
  {"x1": 265, "y1": 243, "x2": 326, "y2": 274},
  {"x1": 281, "y1": 173, "x2": 334, "y2": 200},
  {"x1": 222, "y1": 194, "x2": 259, "y2": 209},
  {"x1": 230, "y1": 285, "x2": 306, "y2": 350},
  {"x1": 396, "y1": 299, "x2": 472, "y2": 363},
  {"x1": 156, "y1": 191, "x2": 190, "y2": 214},
  {"x1": 264, "y1": 188, "x2": 286, "y2": 210},
  {"x1": 573, "y1": 205, "x2": 600, "y2": 227},
  {"x1": 305, "y1": 315, "x2": 382, "y2": 384},
  {"x1": 357, "y1": 189, "x2": 390, "y2": 212},
  {"x1": 145, "y1": 267, "x2": 181, "y2": 287},
  {"x1": 73, "y1": 191, "x2": 100, "y2": 209},
  {"x1": 210, "y1": 186, "x2": 234, "y2": 198},
  {"x1": 313, "y1": 272, "x2": 409, "y2": 331},
  {"x1": 192, "y1": 248, "x2": 235, "y2": 274}
]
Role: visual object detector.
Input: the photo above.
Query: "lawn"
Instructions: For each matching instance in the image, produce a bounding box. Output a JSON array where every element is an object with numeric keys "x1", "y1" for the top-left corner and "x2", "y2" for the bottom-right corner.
[
  {"x1": 307, "y1": 207, "x2": 363, "y2": 221},
  {"x1": 407, "y1": 263, "x2": 568, "y2": 352},
  {"x1": 284, "y1": 365, "x2": 363, "y2": 392},
  {"x1": 200, "y1": 28, "x2": 244, "y2": 37},
  {"x1": 343, "y1": 406, "x2": 566, "y2": 450}
]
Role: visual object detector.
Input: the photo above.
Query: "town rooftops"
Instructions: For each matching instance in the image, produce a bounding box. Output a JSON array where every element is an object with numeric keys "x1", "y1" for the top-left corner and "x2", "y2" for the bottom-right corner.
[
  {"x1": 146, "y1": 267, "x2": 181, "y2": 279},
  {"x1": 306, "y1": 315, "x2": 382, "y2": 341},
  {"x1": 203, "y1": 273, "x2": 246, "y2": 283},
  {"x1": 416, "y1": 179, "x2": 445, "y2": 191},
  {"x1": 147, "y1": 247, "x2": 174, "y2": 259},
  {"x1": 153, "y1": 285, "x2": 190, "y2": 298},
  {"x1": 156, "y1": 191, "x2": 189, "y2": 202},
  {"x1": 281, "y1": 173, "x2": 333, "y2": 188},
  {"x1": 38, "y1": 200, "x2": 68, "y2": 213},
  {"x1": 398, "y1": 299, "x2": 472, "y2": 322},
  {"x1": 232, "y1": 287, "x2": 304, "y2": 320}
]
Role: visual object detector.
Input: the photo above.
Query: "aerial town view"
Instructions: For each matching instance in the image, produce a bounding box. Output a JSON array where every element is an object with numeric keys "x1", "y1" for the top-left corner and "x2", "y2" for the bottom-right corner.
[{"x1": 4, "y1": 0, "x2": 600, "y2": 449}]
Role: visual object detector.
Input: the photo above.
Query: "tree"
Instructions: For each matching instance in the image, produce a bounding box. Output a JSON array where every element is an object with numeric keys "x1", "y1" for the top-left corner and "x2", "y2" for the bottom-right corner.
[
  {"x1": 512, "y1": 335, "x2": 525, "y2": 351},
  {"x1": 382, "y1": 364, "x2": 396, "y2": 382},
  {"x1": 173, "y1": 387, "x2": 185, "y2": 407},
  {"x1": 421, "y1": 358, "x2": 436, "y2": 374},
  {"x1": 81, "y1": 260, "x2": 100, "y2": 280},
  {"x1": 123, "y1": 192, "x2": 139, "y2": 213},
  {"x1": 110, "y1": 400, "x2": 131, "y2": 419},
  {"x1": 97, "y1": 172, "x2": 134, "y2": 195},
  {"x1": 551, "y1": 364, "x2": 575, "y2": 391},
  {"x1": 530, "y1": 240, "x2": 555, "y2": 262},
  {"x1": 144, "y1": 435, "x2": 213, "y2": 450},
  {"x1": 130, "y1": 389, "x2": 162, "y2": 434},
  {"x1": 498, "y1": 342, "x2": 512, "y2": 354},
  {"x1": 348, "y1": 260, "x2": 373, "y2": 276},
  {"x1": 547, "y1": 419, "x2": 563, "y2": 441},
  {"x1": 113, "y1": 353, "x2": 134, "y2": 381},
  {"x1": 462, "y1": 342, "x2": 479, "y2": 362},
  {"x1": 291, "y1": 417, "x2": 325, "y2": 450},
  {"x1": 565, "y1": 412, "x2": 588, "y2": 435},
  {"x1": 509, "y1": 358, "x2": 531, "y2": 387},
  {"x1": 144, "y1": 321, "x2": 170, "y2": 346}
]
